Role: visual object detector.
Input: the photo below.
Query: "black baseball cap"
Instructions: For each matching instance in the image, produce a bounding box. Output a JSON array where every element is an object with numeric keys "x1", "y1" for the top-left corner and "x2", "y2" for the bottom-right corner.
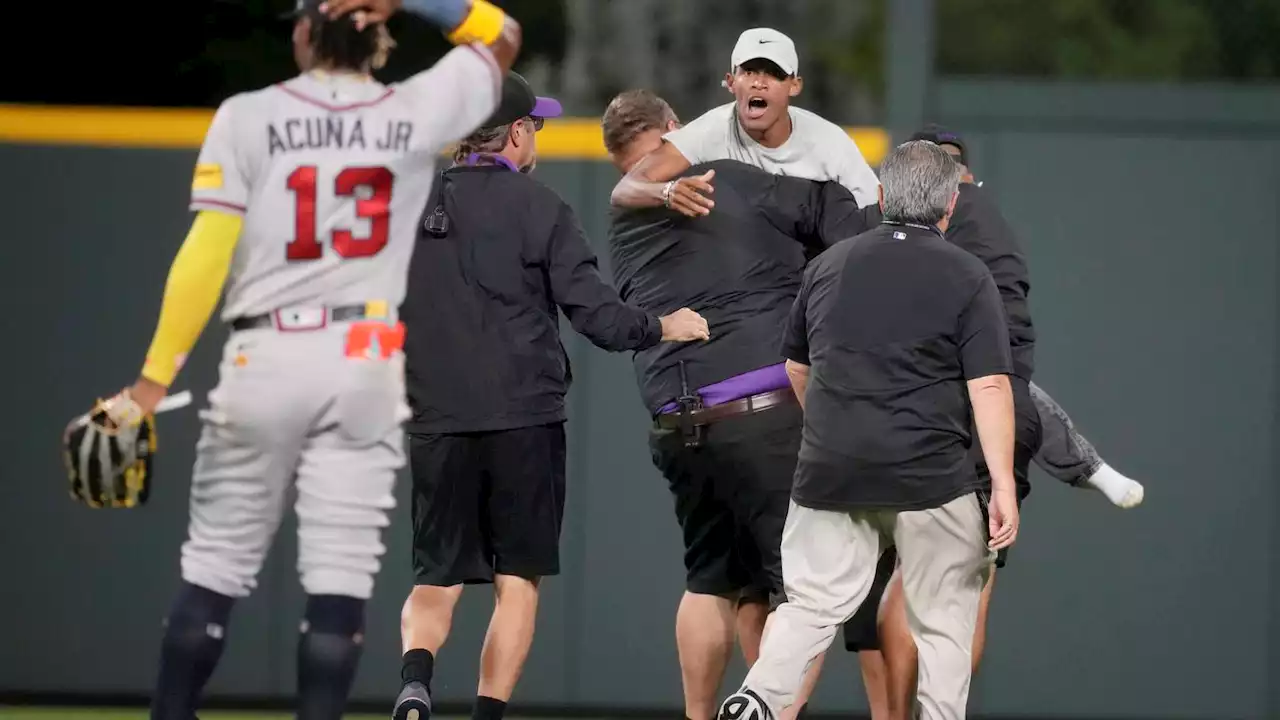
[
  {"x1": 480, "y1": 72, "x2": 563, "y2": 129},
  {"x1": 910, "y1": 124, "x2": 968, "y2": 165}
]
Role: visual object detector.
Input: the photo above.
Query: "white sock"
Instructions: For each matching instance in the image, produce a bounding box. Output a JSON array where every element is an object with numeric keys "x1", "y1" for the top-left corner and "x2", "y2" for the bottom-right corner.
[{"x1": 1085, "y1": 463, "x2": 1144, "y2": 508}]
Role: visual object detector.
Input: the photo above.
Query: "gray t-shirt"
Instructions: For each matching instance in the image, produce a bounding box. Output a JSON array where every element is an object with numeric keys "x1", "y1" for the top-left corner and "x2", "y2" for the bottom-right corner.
[{"x1": 663, "y1": 101, "x2": 881, "y2": 208}]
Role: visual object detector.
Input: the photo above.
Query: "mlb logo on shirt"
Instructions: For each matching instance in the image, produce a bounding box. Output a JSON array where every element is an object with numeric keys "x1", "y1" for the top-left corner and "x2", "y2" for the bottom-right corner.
[{"x1": 893, "y1": 231, "x2": 906, "y2": 240}]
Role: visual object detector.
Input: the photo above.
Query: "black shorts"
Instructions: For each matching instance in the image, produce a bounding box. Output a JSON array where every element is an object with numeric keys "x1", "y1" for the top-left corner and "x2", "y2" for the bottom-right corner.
[
  {"x1": 649, "y1": 399, "x2": 802, "y2": 604},
  {"x1": 409, "y1": 423, "x2": 567, "y2": 586}
]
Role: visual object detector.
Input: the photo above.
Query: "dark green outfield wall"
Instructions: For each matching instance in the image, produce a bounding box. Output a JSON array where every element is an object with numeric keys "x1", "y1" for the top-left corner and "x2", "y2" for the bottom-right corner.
[{"x1": 2, "y1": 80, "x2": 1278, "y2": 719}]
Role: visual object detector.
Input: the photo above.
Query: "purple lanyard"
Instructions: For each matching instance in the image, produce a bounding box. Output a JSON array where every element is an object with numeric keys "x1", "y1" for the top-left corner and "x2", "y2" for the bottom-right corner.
[{"x1": 465, "y1": 152, "x2": 520, "y2": 173}]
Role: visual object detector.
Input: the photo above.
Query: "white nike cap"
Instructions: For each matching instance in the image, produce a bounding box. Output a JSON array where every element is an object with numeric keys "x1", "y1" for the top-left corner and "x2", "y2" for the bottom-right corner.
[{"x1": 730, "y1": 28, "x2": 799, "y2": 76}]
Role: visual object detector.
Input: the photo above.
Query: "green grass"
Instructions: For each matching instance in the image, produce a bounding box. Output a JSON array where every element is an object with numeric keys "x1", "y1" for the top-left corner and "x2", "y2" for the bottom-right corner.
[{"x1": 0, "y1": 710, "x2": 392, "y2": 720}]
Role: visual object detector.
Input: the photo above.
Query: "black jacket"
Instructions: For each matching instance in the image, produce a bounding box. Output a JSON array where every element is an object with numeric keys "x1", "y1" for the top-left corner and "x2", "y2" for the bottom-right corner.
[
  {"x1": 607, "y1": 159, "x2": 876, "y2": 415},
  {"x1": 402, "y1": 164, "x2": 663, "y2": 434},
  {"x1": 946, "y1": 182, "x2": 1036, "y2": 380}
]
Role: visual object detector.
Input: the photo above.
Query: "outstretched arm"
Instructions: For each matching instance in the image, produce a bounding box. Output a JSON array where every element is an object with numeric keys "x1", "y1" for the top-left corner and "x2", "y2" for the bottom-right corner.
[
  {"x1": 1030, "y1": 381, "x2": 1144, "y2": 508},
  {"x1": 546, "y1": 202, "x2": 708, "y2": 350},
  {"x1": 610, "y1": 142, "x2": 715, "y2": 216}
]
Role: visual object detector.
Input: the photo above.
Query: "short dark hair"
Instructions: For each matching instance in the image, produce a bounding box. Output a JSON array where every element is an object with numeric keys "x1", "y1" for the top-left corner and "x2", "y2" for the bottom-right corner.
[
  {"x1": 309, "y1": 14, "x2": 384, "y2": 71},
  {"x1": 601, "y1": 90, "x2": 679, "y2": 156}
]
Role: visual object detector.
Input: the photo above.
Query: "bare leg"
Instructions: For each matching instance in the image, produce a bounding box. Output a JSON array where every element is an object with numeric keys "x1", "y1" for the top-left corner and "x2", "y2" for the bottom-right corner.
[
  {"x1": 402, "y1": 584, "x2": 465, "y2": 655},
  {"x1": 679, "y1": 591, "x2": 737, "y2": 720},
  {"x1": 476, "y1": 575, "x2": 540, "y2": 701},
  {"x1": 730, "y1": 503, "x2": 884, "y2": 718},
  {"x1": 870, "y1": 563, "x2": 998, "y2": 718},
  {"x1": 737, "y1": 599, "x2": 769, "y2": 665},
  {"x1": 779, "y1": 651, "x2": 825, "y2": 720},
  {"x1": 395, "y1": 584, "x2": 464, "y2": 719},
  {"x1": 971, "y1": 570, "x2": 996, "y2": 673},
  {"x1": 874, "y1": 573, "x2": 918, "y2": 720},
  {"x1": 756, "y1": 596, "x2": 831, "y2": 720},
  {"x1": 858, "y1": 649, "x2": 892, "y2": 720}
]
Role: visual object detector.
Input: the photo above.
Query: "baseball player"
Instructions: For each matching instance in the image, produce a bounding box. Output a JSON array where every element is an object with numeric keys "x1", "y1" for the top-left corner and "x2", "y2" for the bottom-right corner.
[{"x1": 61, "y1": 1, "x2": 520, "y2": 718}]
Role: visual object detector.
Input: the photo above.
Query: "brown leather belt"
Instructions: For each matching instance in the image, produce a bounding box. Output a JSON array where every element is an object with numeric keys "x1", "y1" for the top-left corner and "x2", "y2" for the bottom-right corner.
[{"x1": 654, "y1": 388, "x2": 796, "y2": 431}]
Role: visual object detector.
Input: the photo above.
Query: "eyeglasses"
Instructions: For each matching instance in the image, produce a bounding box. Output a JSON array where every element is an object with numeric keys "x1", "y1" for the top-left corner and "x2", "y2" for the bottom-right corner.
[{"x1": 525, "y1": 116, "x2": 545, "y2": 132}]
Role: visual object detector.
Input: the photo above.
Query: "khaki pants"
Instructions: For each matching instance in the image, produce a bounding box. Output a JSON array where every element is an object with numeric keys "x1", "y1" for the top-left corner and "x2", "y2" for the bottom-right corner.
[{"x1": 742, "y1": 494, "x2": 993, "y2": 720}]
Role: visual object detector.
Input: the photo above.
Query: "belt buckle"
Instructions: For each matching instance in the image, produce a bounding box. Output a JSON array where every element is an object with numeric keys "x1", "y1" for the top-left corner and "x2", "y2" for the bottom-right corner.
[{"x1": 272, "y1": 307, "x2": 328, "y2": 332}]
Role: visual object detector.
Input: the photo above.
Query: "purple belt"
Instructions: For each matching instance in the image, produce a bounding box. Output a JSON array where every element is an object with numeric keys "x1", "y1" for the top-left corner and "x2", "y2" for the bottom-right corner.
[{"x1": 658, "y1": 363, "x2": 790, "y2": 414}]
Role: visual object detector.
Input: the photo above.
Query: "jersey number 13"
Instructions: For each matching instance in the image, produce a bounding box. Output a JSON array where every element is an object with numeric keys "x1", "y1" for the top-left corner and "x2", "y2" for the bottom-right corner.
[{"x1": 285, "y1": 165, "x2": 394, "y2": 261}]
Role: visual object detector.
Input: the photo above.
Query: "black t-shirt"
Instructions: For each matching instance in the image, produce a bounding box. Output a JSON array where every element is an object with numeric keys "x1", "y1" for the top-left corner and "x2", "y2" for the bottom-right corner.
[
  {"x1": 781, "y1": 221, "x2": 1013, "y2": 511},
  {"x1": 947, "y1": 182, "x2": 1036, "y2": 380},
  {"x1": 607, "y1": 159, "x2": 876, "y2": 415}
]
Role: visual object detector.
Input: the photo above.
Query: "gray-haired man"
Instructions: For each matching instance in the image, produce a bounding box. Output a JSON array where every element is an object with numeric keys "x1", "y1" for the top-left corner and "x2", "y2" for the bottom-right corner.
[{"x1": 716, "y1": 141, "x2": 1018, "y2": 720}]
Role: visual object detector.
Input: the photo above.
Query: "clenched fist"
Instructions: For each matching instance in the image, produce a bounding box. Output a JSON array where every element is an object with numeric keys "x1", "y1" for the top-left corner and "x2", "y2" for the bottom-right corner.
[{"x1": 659, "y1": 308, "x2": 710, "y2": 342}]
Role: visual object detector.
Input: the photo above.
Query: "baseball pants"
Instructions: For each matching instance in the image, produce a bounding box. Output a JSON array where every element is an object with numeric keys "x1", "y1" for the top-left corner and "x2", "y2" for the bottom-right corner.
[
  {"x1": 742, "y1": 494, "x2": 992, "y2": 720},
  {"x1": 179, "y1": 322, "x2": 408, "y2": 600}
]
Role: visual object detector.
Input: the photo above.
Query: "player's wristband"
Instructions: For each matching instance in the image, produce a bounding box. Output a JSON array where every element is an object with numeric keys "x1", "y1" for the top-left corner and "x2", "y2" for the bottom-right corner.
[
  {"x1": 445, "y1": 0, "x2": 507, "y2": 46},
  {"x1": 400, "y1": 0, "x2": 470, "y2": 31}
]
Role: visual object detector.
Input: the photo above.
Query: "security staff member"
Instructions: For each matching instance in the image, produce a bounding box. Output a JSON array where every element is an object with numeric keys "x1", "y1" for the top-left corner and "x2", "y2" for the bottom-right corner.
[
  {"x1": 841, "y1": 126, "x2": 1147, "y2": 720},
  {"x1": 837, "y1": 125, "x2": 1042, "y2": 720},
  {"x1": 601, "y1": 89, "x2": 874, "y2": 720},
  {"x1": 395, "y1": 73, "x2": 709, "y2": 720},
  {"x1": 718, "y1": 140, "x2": 1019, "y2": 720}
]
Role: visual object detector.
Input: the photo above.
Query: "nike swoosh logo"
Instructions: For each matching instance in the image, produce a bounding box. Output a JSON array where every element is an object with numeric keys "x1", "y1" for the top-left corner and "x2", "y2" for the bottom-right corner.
[{"x1": 758, "y1": 39, "x2": 774, "y2": 44}]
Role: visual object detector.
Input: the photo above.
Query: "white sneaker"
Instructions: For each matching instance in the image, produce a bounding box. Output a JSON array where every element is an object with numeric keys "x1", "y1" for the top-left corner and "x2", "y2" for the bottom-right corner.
[{"x1": 718, "y1": 688, "x2": 774, "y2": 720}]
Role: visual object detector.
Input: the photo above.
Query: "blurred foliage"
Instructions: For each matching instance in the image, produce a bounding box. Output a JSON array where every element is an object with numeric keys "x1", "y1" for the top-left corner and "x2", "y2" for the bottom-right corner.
[
  {"x1": 935, "y1": 0, "x2": 1280, "y2": 80},
  {"x1": 1, "y1": 0, "x2": 1276, "y2": 113},
  {"x1": 2, "y1": 0, "x2": 566, "y2": 108},
  {"x1": 807, "y1": 0, "x2": 887, "y2": 104}
]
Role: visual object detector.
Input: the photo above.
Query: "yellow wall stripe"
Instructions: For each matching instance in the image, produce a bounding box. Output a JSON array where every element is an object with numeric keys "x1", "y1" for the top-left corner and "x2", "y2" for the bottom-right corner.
[{"x1": 0, "y1": 103, "x2": 889, "y2": 163}]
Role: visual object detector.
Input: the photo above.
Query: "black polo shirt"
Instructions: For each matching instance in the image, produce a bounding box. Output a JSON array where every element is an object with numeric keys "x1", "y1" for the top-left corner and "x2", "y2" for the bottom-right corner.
[
  {"x1": 781, "y1": 221, "x2": 1013, "y2": 511},
  {"x1": 607, "y1": 159, "x2": 876, "y2": 415},
  {"x1": 948, "y1": 182, "x2": 1036, "y2": 380}
]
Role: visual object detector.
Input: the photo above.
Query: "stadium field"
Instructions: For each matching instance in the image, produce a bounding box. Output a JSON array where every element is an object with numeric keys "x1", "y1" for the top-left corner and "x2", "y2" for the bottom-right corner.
[{"x1": 0, "y1": 709, "x2": 398, "y2": 720}]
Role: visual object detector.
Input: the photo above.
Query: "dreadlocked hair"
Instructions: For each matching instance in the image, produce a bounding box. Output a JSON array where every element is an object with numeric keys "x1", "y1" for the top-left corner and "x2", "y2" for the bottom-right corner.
[
  {"x1": 310, "y1": 12, "x2": 396, "y2": 72},
  {"x1": 452, "y1": 124, "x2": 512, "y2": 164}
]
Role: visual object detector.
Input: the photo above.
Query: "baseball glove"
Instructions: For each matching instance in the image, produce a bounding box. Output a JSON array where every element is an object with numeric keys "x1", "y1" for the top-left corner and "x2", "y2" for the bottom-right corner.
[{"x1": 62, "y1": 391, "x2": 155, "y2": 509}]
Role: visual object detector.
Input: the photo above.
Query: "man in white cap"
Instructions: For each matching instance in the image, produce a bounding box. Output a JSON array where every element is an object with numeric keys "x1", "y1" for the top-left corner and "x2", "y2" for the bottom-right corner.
[{"x1": 609, "y1": 28, "x2": 881, "y2": 217}]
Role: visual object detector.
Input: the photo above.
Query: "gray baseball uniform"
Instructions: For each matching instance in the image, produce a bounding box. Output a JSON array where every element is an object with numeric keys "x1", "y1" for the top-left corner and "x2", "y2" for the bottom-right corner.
[{"x1": 180, "y1": 44, "x2": 502, "y2": 601}]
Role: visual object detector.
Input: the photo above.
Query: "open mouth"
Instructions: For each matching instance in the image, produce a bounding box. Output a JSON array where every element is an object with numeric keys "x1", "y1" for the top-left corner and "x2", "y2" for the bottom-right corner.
[{"x1": 745, "y1": 96, "x2": 769, "y2": 120}]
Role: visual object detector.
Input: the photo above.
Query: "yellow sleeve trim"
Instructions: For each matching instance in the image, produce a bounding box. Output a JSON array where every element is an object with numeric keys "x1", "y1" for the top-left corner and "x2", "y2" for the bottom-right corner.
[
  {"x1": 192, "y1": 163, "x2": 224, "y2": 190},
  {"x1": 140, "y1": 210, "x2": 242, "y2": 387},
  {"x1": 447, "y1": 0, "x2": 506, "y2": 46}
]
